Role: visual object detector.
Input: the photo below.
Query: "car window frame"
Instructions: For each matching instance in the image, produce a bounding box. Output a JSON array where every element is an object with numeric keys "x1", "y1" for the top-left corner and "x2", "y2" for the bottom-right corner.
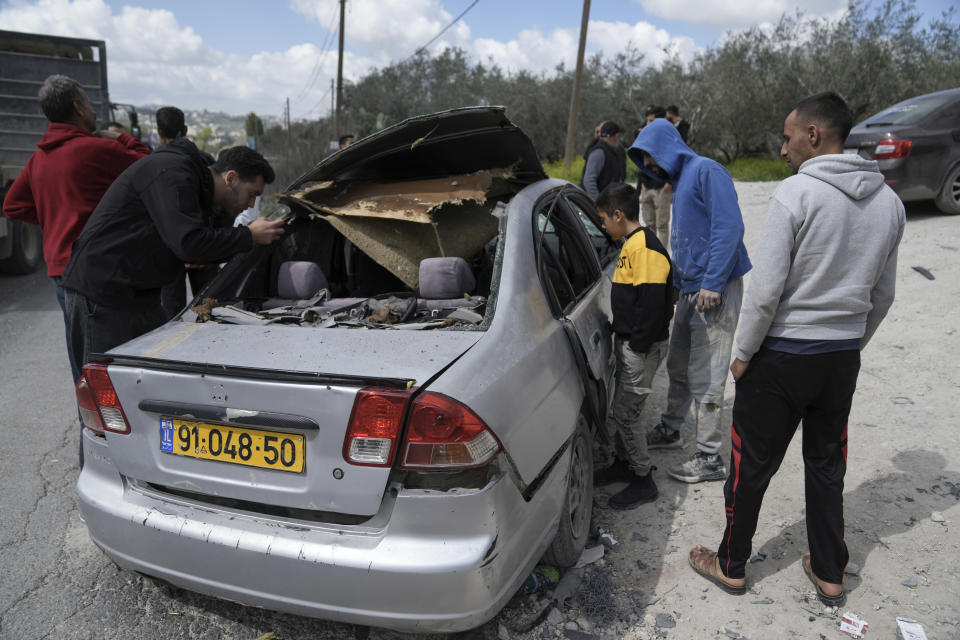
[
  {"x1": 560, "y1": 190, "x2": 620, "y2": 268},
  {"x1": 533, "y1": 187, "x2": 604, "y2": 317}
]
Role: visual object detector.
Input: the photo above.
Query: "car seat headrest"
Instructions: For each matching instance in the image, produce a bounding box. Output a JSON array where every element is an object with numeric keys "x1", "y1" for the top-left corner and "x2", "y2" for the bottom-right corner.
[
  {"x1": 278, "y1": 261, "x2": 328, "y2": 299},
  {"x1": 418, "y1": 257, "x2": 476, "y2": 299}
]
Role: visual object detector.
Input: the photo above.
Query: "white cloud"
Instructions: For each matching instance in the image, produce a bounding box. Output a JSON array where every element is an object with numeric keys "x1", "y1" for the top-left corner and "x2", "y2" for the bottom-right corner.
[
  {"x1": 474, "y1": 27, "x2": 579, "y2": 74},
  {"x1": 0, "y1": 0, "x2": 212, "y2": 64},
  {"x1": 587, "y1": 20, "x2": 700, "y2": 67},
  {"x1": 291, "y1": 0, "x2": 472, "y2": 66},
  {"x1": 635, "y1": 0, "x2": 846, "y2": 30},
  {"x1": 0, "y1": 0, "x2": 379, "y2": 119},
  {"x1": 0, "y1": 0, "x2": 705, "y2": 120},
  {"x1": 473, "y1": 20, "x2": 701, "y2": 75}
]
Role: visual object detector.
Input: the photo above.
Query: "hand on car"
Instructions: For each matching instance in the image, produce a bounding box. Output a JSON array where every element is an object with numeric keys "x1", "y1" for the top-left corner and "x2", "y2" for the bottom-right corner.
[
  {"x1": 730, "y1": 358, "x2": 749, "y2": 381},
  {"x1": 696, "y1": 288, "x2": 722, "y2": 312},
  {"x1": 248, "y1": 218, "x2": 286, "y2": 245}
]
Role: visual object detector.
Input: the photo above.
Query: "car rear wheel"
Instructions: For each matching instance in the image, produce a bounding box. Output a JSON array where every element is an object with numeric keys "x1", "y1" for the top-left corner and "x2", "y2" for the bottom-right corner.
[
  {"x1": 543, "y1": 415, "x2": 593, "y2": 567},
  {"x1": 935, "y1": 163, "x2": 960, "y2": 215},
  {"x1": 0, "y1": 219, "x2": 43, "y2": 274}
]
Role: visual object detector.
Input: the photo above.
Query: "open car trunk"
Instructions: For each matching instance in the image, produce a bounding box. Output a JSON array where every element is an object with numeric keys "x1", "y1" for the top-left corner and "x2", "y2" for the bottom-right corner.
[{"x1": 187, "y1": 107, "x2": 546, "y2": 331}]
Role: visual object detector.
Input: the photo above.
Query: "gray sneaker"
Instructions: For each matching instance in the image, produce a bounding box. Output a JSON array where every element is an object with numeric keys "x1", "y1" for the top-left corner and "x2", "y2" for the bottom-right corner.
[
  {"x1": 667, "y1": 452, "x2": 726, "y2": 483},
  {"x1": 647, "y1": 422, "x2": 684, "y2": 449}
]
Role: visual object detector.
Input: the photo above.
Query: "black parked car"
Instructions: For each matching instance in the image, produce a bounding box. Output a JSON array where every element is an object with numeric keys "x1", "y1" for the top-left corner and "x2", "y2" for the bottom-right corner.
[{"x1": 845, "y1": 88, "x2": 960, "y2": 214}]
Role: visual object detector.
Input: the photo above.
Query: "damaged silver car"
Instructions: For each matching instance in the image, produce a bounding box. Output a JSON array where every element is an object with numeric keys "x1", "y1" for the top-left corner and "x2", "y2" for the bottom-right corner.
[{"x1": 75, "y1": 107, "x2": 620, "y2": 633}]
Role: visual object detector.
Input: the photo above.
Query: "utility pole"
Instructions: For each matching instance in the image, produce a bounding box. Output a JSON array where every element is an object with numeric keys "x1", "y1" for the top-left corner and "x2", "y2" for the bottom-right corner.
[
  {"x1": 335, "y1": 0, "x2": 345, "y2": 138},
  {"x1": 562, "y1": 0, "x2": 590, "y2": 172},
  {"x1": 285, "y1": 96, "x2": 291, "y2": 160}
]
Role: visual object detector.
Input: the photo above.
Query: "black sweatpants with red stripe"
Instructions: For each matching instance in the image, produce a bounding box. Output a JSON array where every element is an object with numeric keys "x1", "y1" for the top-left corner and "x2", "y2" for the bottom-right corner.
[{"x1": 717, "y1": 347, "x2": 860, "y2": 583}]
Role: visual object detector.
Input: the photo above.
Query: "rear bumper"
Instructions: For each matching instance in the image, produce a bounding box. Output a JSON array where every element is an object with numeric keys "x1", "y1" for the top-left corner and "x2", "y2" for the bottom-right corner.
[
  {"x1": 77, "y1": 432, "x2": 566, "y2": 633},
  {"x1": 876, "y1": 158, "x2": 939, "y2": 201}
]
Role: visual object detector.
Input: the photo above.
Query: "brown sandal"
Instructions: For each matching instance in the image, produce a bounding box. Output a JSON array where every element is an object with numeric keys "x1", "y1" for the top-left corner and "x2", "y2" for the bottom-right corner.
[
  {"x1": 802, "y1": 552, "x2": 845, "y2": 607},
  {"x1": 688, "y1": 545, "x2": 746, "y2": 595}
]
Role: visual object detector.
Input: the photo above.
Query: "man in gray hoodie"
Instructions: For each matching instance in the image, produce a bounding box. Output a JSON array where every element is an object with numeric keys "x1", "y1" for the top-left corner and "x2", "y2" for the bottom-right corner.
[{"x1": 688, "y1": 92, "x2": 905, "y2": 606}]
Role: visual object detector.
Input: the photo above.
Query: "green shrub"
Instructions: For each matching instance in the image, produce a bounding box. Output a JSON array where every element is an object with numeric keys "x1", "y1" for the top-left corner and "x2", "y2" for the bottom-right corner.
[
  {"x1": 542, "y1": 156, "x2": 585, "y2": 183},
  {"x1": 542, "y1": 155, "x2": 640, "y2": 185},
  {"x1": 723, "y1": 156, "x2": 792, "y2": 182}
]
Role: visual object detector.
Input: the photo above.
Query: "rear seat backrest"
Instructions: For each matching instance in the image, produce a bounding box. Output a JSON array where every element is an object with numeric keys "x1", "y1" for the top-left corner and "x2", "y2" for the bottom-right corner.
[
  {"x1": 261, "y1": 261, "x2": 328, "y2": 310},
  {"x1": 278, "y1": 261, "x2": 328, "y2": 299},
  {"x1": 419, "y1": 257, "x2": 476, "y2": 299}
]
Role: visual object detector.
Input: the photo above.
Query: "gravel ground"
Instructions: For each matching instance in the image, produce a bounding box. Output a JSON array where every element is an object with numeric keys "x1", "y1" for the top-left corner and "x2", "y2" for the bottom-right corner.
[{"x1": 484, "y1": 181, "x2": 960, "y2": 640}]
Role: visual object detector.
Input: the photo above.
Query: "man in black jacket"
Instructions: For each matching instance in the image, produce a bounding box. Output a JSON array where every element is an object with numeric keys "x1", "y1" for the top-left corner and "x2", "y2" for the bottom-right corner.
[{"x1": 62, "y1": 140, "x2": 285, "y2": 370}]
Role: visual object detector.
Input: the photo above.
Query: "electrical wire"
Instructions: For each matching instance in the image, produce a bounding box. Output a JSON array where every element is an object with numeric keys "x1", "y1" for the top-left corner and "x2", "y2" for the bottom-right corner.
[
  {"x1": 293, "y1": 3, "x2": 341, "y2": 104},
  {"x1": 405, "y1": 0, "x2": 479, "y2": 61}
]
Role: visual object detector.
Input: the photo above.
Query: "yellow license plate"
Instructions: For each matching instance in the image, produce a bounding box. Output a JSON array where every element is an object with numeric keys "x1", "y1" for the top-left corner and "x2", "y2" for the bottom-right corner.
[{"x1": 160, "y1": 417, "x2": 305, "y2": 473}]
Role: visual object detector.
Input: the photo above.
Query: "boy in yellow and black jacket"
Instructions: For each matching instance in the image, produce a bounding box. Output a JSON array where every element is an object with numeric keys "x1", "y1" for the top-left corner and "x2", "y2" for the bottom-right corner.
[{"x1": 594, "y1": 182, "x2": 674, "y2": 509}]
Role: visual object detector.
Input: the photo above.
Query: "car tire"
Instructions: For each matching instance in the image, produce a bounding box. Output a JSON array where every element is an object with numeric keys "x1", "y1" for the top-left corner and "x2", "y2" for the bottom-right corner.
[
  {"x1": 0, "y1": 219, "x2": 43, "y2": 274},
  {"x1": 543, "y1": 414, "x2": 593, "y2": 567},
  {"x1": 935, "y1": 163, "x2": 960, "y2": 215}
]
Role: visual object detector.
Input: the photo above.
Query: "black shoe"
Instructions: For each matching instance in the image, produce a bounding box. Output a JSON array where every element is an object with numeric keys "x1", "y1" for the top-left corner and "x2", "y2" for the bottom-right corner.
[
  {"x1": 609, "y1": 472, "x2": 658, "y2": 510},
  {"x1": 647, "y1": 422, "x2": 684, "y2": 449},
  {"x1": 593, "y1": 459, "x2": 634, "y2": 487}
]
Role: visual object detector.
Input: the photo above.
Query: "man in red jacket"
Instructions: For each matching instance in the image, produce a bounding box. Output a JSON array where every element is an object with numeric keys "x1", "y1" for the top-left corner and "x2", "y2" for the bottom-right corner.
[{"x1": 2, "y1": 75, "x2": 150, "y2": 383}]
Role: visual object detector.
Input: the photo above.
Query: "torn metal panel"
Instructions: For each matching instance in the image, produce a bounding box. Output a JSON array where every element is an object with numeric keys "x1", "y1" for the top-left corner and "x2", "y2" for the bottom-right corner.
[
  {"x1": 324, "y1": 200, "x2": 499, "y2": 289},
  {"x1": 285, "y1": 169, "x2": 514, "y2": 223}
]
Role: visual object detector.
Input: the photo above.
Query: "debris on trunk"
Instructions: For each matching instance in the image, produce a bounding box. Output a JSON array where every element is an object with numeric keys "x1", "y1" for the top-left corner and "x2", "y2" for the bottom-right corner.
[{"x1": 191, "y1": 297, "x2": 219, "y2": 322}]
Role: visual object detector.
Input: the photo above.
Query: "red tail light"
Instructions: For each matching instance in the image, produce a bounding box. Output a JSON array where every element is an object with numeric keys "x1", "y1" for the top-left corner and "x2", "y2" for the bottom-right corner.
[
  {"x1": 400, "y1": 392, "x2": 501, "y2": 469},
  {"x1": 75, "y1": 364, "x2": 130, "y2": 435},
  {"x1": 343, "y1": 387, "x2": 413, "y2": 466},
  {"x1": 873, "y1": 139, "x2": 912, "y2": 160}
]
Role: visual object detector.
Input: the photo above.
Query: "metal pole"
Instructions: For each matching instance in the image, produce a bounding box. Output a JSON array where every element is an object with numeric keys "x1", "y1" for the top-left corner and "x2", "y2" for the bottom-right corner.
[
  {"x1": 562, "y1": 0, "x2": 590, "y2": 172},
  {"x1": 285, "y1": 96, "x2": 291, "y2": 158},
  {"x1": 335, "y1": 0, "x2": 345, "y2": 138}
]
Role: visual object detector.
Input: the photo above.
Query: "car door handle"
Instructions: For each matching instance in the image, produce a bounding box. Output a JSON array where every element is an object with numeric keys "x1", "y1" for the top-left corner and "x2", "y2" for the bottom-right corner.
[{"x1": 591, "y1": 331, "x2": 602, "y2": 347}]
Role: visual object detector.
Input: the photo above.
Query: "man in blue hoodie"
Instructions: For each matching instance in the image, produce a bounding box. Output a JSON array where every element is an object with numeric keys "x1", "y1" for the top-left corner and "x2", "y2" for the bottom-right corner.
[{"x1": 629, "y1": 118, "x2": 751, "y2": 484}]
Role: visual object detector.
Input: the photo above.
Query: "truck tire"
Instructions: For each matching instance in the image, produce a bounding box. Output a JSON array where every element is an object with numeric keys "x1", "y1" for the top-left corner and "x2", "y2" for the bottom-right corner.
[
  {"x1": 0, "y1": 219, "x2": 43, "y2": 274},
  {"x1": 543, "y1": 414, "x2": 593, "y2": 567},
  {"x1": 935, "y1": 163, "x2": 960, "y2": 215}
]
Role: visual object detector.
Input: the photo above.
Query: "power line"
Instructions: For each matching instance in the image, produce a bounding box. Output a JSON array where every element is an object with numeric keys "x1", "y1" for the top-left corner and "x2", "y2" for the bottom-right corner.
[
  {"x1": 293, "y1": 4, "x2": 341, "y2": 104},
  {"x1": 406, "y1": 0, "x2": 479, "y2": 61}
]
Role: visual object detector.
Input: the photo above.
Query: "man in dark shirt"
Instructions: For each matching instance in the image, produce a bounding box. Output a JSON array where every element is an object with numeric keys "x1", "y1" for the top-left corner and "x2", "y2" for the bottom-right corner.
[
  {"x1": 581, "y1": 121, "x2": 625, "y2": 200},
  {"x1": 666, "y1": 105, "x2": 691, "y2": 142},
  {"x1": 592, "y1": 182, "x2": 674, "y2": 509},
  {"x1": 63, "y1": 143, "x2": 286, "y2": 370},
  {"x1": 154, "y1": 105, "x2": 222, "y2": 318},
  {"x1": 638, "y1": 107, "x2": 672, "y2": 249}
]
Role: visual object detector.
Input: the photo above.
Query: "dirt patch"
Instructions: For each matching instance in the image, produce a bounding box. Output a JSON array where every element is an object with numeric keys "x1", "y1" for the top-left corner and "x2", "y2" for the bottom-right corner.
[{"x1": 473, "y1": 183, "x2": 960, "y2": 640}]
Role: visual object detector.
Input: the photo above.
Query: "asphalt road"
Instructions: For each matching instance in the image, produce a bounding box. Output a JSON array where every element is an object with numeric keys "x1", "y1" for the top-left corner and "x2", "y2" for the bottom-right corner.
[{"x1": 0, "y1": 269, "x2": 434, "y2": 640}]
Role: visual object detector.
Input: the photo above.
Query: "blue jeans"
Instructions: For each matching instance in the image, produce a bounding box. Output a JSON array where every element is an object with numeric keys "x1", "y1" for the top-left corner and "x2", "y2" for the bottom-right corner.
[{"x1": 51, "y1": 276, "x2": 81, "y2": 384}]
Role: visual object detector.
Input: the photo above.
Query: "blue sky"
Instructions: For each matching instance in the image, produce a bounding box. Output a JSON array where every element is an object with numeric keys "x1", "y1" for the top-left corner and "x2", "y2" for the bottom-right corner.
[{"x1": 1, "y1": 0, "x2": 955, "y2": 118}]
